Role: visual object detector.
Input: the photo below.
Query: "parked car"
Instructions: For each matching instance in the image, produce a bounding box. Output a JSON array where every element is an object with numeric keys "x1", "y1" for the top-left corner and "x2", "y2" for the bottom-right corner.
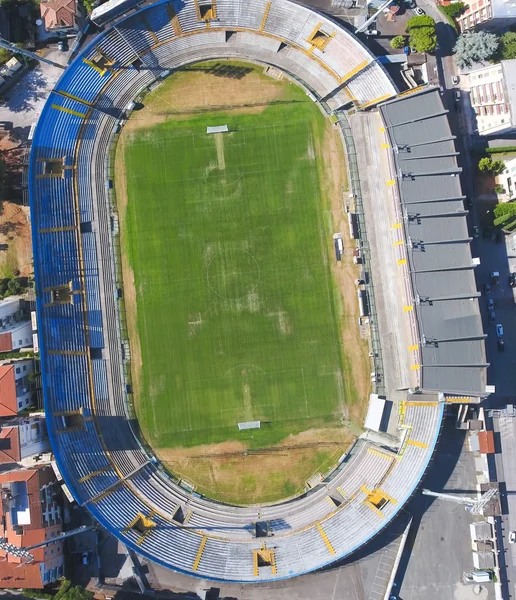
[
  {"x1": 405, "y1": 0, "x2": 416, "y2": 7},
  {"x1": 496, "y1": 324, "x2": 504, "y2": 337},
  {"x1": 465, "y1": 197, "x2": 473, "y2": 209},
  {"x1": 498, "y1": 339, "x2": 505, "y2": 353},
  {"x1": 451, "y1": 75, "x2": 460, "y2": 85},
  {"x1": 509, "y1": 272, "x2": 516, "y2": 288},
  {"x1": 484, "y1": 282, "x2": 491, "y2": 294},
  {"x1": 473, "y1": 225, "x2": 480, "y2": 238},
  {"x1": 491, "y1": 271, "x2": 500, "y2": 285},
  {"x1": 57, "y1": 39, "x2": 67, "y2": 52},
  {"x1": 487, "y1": 298, "x2": 494, "y2": 310},
  {"x1": 509, "y1": 530, "x2": 516, "y2": 543},
  {"x1": 454, "y1": 90, "x2": 461, "y2": 102},
  {"x1": 81, "y1": 552, "x2": 90, "y2": 565},
  {"x1": 489, "y1": 310, "x2": 496, "y2": 323},
  {"x1": 414, "y1": 6, "x2": 425, "y2": 14},
  {"x1": 365, "y1": 29, "x2": 378, "y2": 36}
]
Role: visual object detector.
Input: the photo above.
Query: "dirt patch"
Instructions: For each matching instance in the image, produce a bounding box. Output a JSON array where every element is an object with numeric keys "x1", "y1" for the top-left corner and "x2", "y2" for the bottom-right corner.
[
  {"x1": 0, "y1": 201, "x2": 32, "y2": 278},
  {"x1": 157, "y1": 426, "x2": 356, "y2": 505},
  {"x1": 317, "y1": 120, "x2": 371, "y2": 427},
  {"x1": 123, "y1": 62, "x2": 295, "y2": 133},
  {"x1": 214, "y1": 133, "x2": 225, "y2": 170}
]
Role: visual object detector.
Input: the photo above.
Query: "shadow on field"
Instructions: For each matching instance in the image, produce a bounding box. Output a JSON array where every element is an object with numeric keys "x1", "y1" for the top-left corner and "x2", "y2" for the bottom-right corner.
[{"x1": 182, "y1": 62, "x2": 253, "y2": 79}]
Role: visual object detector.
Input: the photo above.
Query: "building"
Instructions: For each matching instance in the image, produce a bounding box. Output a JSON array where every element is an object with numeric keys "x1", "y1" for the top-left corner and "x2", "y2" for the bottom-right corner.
[
  {"x1": 0, "y1": 296, "x2": 32, "y2": 354},
  {"x1": 467, "y1": 60, "x2": 516, "y2": 136},
  {"x1": 0, "y1": 416, "x2": 50, "y2": 465},
  {"x1": 0, "y1": 360, "x2": 34, "y2": 417},
  {"x1": 456, "y1": 0, "x2": 516, "y2": 31},
  {"x1": 0, "y1": 466, "x2": 64, "y2": 588},
  {"x1": 40, "y1": 0, "x2": 80, "y2": 31}
]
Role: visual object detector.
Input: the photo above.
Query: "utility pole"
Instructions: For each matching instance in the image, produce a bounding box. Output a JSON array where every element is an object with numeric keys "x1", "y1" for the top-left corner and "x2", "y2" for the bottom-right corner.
[{"x1": 422, "y1": 487, "x2": 499, "y2": 515}]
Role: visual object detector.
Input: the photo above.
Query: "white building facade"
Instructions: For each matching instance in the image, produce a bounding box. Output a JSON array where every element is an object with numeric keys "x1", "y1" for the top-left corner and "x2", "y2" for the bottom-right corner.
[{"x1": 467, "y1": 60, "x2": 516, "y2": 136}]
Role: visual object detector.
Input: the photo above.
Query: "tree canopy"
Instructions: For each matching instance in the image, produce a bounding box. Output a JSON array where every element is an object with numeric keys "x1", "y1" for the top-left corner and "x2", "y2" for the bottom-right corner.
[
  {"x1": 390, "y1": 35, "x2": 406, "y2": 49},
  {"x1": 478, "y1": 156, "x2": 506, "y2": 175},
  {"x1": 454, "y1": 31, "x2": 499, "y2": 68},
  {"x1": 406, "y1": 14, "x2": 436, "y2": 29},
  {"x1": 439, "y1": 2, "x2": 466, "y2": 18},
  {"x1": 405, "y1": 15, "x2": 437, "y2": 53},
  {"x1": 498, "y1": 31, "x2": 516, "y2": 60}
]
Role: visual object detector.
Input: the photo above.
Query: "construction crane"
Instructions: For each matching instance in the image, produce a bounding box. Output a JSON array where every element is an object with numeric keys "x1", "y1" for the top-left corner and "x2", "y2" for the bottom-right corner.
[
  {"x1": 422, "y1": 487, "x2": 499, "y2": 515},
  {"x1": 0, "y1": 524, "x2": 96, "y2": 562}
]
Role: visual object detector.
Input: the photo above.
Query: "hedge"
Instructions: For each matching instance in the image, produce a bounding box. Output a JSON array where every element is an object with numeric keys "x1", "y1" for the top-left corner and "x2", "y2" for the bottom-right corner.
[{"x1": 486, "y1": 146, "x2": 516, "y2": 154}]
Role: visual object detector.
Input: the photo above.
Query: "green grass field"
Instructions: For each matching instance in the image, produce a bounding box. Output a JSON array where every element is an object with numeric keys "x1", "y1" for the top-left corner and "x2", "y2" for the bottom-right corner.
[{"x1": 123, "y1": 94, "x2": 351, "y2": 456}]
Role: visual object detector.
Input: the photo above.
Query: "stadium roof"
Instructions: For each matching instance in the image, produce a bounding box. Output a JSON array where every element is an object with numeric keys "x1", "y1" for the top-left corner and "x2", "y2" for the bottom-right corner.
[{"x1": 380, "y1": 88, "x2": 488, "y2": 397}]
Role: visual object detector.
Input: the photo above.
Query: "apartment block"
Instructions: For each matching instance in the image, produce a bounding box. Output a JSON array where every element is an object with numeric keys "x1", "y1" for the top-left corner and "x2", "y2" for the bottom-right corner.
[
  {"x1": 467, "y1": 60, "x2": 516, "y2": 136},
  {"x1": 0, "y1": 466, "x2": 64, "y2": 588},
  {"x1": 0, "y1": 359, "x2": 34, "y2": 416},
  {"x1": 456, "y1": 0, "x2": 516, "y2": 31}
]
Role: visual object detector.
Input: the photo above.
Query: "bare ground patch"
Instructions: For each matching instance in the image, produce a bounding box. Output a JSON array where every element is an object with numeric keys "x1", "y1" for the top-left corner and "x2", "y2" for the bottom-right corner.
[
  {"x1": 157, "y1": 426, "x2": 356, "y2": 505},
  {"x1": 123, "y1": 63, "x2": 298, "y2": 132},
  {"x1": 317, "y1": 119, "x2": 371, "y2": 427},
  {"x1": 0, "y1": 201, "x2": 32, "y2": 278}
]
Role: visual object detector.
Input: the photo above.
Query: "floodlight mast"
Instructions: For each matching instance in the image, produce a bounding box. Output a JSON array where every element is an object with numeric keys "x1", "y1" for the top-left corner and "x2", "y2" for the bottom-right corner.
[
  {"x1": 0, "y1": 37, "x2": 66, "y2": 69},
  {"x1": 422, "y1": 487, "x2": 499, "y2": 515},
  {"x1": 0, "y1": 524, "x2": 96, "y2": 562}
]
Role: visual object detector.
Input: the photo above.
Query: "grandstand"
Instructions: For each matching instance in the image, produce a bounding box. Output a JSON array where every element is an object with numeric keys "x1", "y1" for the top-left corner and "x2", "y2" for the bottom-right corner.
[{"x1": 28, "y1": 0, "x2": 455, "y2": 583}]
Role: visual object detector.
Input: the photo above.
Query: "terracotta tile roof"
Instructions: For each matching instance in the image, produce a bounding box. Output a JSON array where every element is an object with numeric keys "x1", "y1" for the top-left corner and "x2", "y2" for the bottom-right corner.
[
  {"x1": 40, "y1": 0, "x2": 76, "y2": 29},
  {"x1": 0, "y1": 562, "x2": 43, "y2": 588},
  {"x1": 0, "y1": 468, "x2": 36, "y2": 484},
  {"x1": 0, "y1": 426, "x2": 20, "y2": 463},
  {"x1": 0, "y1": 332, "x2": 12, "y2": 352},
  {"x1": 478, "y1": 430, "x2": 495, "y2": 454},
  {"x1": 0, "y1": 366, "x2": 17, "y2": 417}
]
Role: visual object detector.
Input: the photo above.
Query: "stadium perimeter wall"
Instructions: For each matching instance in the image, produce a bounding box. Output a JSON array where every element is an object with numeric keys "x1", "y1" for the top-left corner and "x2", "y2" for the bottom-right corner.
[{"x1": 28, "y1": 0, "x2": 446, "y2": 582}]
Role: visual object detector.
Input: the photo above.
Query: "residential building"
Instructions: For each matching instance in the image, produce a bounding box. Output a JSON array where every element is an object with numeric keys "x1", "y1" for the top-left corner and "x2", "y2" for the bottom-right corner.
[
  {"x1": 40, "y1": 0, "x2": 81, "y2": 31},
  {"x1": 0, "y1": 416, "x2": 50, "y2": 465},
  {"x1": 467, "y1": 60, "x2": 516, "y2": 136},
  {"x1": 0, "y1": 360, "x2": 34, "y2": 417},
  {"x1": 0, "y1": 466, "x2": 64, "y2": 588},
  {"x1": 495, "y1": 153, "x2": 516, "y2": 199},
  {"x1": 0, "y1": 296, "x2": 32, "y2": 353},
  {"x1": 455, "y1": 0, "x2": 516, "y2": 31}
]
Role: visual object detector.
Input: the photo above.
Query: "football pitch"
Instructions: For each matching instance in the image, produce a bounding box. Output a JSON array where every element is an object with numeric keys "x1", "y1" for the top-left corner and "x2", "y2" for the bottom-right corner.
[{"x1": 120, "y1": 74, "x2": 364, "y2": 501}]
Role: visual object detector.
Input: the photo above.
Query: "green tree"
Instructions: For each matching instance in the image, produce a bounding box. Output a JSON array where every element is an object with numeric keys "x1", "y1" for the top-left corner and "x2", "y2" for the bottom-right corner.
[
  {"x1": 440, "y1": 2, "x2": 466, "y2": 18},
  {"x1": 406, "y1": 14, "x2": 436, "y2": 30},
  {"x1": 410, "y1": 29, "x2": 437, "y2": 52},
  {"x1": 390, "y1": 35, "x2": 406, "y2": 49},
  {"x1": 405, "y1": 15, "x2": 437, "y2": 53},
  {"x1": 498, "y1": 31, "x2": 516, "y2": 60},
  {"x1": 60, "y1": 585, "x2": 93, "y2": 600},
  {"x1": 478, "y1": 156, "x2": 505, "y2": 175},
  {"x1": 454, "y1": 31, "x2": 499, "y2": 68}
]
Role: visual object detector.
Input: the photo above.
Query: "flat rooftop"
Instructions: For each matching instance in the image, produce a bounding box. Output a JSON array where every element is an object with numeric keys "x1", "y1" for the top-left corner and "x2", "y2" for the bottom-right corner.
[{"x1": 380, "y1": 88, "x2": 488, "y2": 397}]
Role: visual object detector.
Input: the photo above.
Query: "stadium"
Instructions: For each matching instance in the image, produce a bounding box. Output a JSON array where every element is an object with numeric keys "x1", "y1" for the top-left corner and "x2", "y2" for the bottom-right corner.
[{"x1": 28, "y1": 0, "x2": 488, "y2": 583}]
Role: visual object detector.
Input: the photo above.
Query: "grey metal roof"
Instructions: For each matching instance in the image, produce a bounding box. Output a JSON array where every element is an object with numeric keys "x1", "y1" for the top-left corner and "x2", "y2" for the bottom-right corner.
[{"x1": 380, "y1": 88, "x2": 488, "y2": 397}]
